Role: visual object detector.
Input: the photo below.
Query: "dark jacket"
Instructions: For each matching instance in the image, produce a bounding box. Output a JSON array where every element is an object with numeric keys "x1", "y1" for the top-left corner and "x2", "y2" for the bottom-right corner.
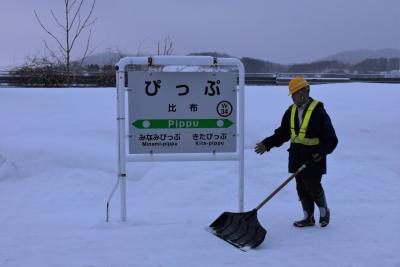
[{"x1": 262, "y1": 98, "x2": 338, "y2": 176}]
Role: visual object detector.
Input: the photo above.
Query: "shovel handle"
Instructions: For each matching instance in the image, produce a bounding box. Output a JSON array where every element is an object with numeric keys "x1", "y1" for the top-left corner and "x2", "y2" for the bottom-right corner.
[{"x1": 255, "y1": 163, "x2": 308, "y2": 211}]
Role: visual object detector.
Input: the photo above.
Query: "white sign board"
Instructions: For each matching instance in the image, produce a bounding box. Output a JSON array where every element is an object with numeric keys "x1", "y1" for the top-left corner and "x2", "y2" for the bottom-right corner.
[{"x1": 128, "y1": 71, "x2": 237, "y2": 154}]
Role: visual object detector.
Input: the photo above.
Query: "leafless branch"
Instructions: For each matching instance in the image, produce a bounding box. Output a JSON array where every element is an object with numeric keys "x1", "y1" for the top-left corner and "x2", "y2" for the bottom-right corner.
[
  {"x1": 70, "y1": 0, "x2": 97, "y2": 50},
  {"x1": 43, "y1": 40, "x2": 63, "y2": 64},
  {"x1": 34, "y1": 9, "x2": 66, "y2": 52},
  {"x1": 163, "y1": 36, "x2": 174, "y2": 55},
  {"x1": 69, "y1": 0, "x2": 84, "y2": 29},
  {"x1": 58, "y1": 45, "x2": 67, "y2": 62},
  {"x1": 75, "y1": 14, "x2": 82, "y2": 41},
  {"x1": 51, "y1": 9, "x2": 66, "y2": 31},
  {"x1": 68, "y1": 0, "x2": 79, "y2": 12},
  {"x1": 79, "y1": 30, "x2": 93, "y2": 67}
]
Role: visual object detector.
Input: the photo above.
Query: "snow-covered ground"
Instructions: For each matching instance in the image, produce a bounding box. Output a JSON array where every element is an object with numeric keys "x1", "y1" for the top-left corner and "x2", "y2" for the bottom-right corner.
[{"x1": 0, "y1": 83, "x2": 399, "y2": 267}]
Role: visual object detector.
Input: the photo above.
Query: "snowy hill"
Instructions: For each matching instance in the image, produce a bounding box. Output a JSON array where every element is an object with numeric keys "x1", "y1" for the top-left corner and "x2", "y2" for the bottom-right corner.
[
  {"x1": 81, "y1": 51, "x2": 127, "y2": 66},
  {"x1": 0, "y1": 83, "x2": 399, "y2": 266},
  {"x1": 321, "y1": 48, "x2": 400, "y2": 64}
]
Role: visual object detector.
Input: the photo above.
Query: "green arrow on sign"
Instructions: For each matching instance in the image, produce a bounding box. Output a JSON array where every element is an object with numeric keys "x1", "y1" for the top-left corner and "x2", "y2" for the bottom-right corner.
[{"x1": 133, "y1": 119, "x2": 234, "y2": 129}]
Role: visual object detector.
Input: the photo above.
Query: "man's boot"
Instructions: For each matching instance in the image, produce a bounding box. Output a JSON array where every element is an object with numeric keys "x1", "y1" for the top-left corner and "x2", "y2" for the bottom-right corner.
[
  {"x1": 315, "y1": 191, "x2": 330, "y2": 227},
  {"x1": 293, "y1": 199, "x2": 315, "y2": 227}
]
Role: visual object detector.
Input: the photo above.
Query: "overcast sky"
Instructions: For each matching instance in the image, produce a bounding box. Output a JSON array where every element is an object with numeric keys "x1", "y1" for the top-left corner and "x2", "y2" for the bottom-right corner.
[{"x1": 0, "y1": 0, "x2": 399, "y2": 68}]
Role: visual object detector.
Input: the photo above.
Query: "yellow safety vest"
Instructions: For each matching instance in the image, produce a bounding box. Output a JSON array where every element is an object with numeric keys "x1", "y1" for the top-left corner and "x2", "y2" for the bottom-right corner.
[{"x1": 290, "y1": 100, "x2": 320, "y2": 145}]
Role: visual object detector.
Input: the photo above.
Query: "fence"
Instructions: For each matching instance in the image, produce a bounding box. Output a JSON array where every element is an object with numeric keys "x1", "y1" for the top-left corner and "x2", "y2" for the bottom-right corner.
[
  {"x1": 1, "y1": 70, "x2": 399, "y2": 87},
  {"x1": 245, "y1": 73, "x2": 400, "y2": 85},
  {"x1": 0, "y1": 70, "x2": 115, "y2": 87}
]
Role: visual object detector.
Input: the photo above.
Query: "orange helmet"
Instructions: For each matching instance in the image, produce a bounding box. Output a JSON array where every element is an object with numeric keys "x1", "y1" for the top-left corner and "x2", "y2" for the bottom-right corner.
[{"x1": 288, "y1": 77, "x2": 309, "y2": 95}]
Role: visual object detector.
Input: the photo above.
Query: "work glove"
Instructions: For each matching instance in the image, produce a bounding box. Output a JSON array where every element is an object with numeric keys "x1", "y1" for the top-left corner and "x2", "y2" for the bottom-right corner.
[
  {"x1": 255, "y1": 142, "x2": 267, "y2": 155},
  {"x1": 311, "y1": 153, "x2": 323, "y2": 162}
]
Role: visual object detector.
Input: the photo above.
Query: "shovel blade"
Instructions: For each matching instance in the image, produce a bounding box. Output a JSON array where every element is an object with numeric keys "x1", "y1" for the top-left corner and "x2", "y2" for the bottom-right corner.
[{"x1": 209, "y1": 209, "x2": 266, "y2": 249}]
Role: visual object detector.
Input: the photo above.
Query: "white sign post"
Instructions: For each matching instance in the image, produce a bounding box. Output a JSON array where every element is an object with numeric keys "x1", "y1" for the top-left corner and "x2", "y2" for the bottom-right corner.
[{"x1": 109, "y1": 56, "x2": 245, "y2": 222}]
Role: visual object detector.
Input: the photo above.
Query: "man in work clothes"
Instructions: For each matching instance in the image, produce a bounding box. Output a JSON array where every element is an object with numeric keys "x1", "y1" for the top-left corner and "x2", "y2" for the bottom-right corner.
[{"x1": 254, "y1": 77, "x2": 338, "y2": 227}]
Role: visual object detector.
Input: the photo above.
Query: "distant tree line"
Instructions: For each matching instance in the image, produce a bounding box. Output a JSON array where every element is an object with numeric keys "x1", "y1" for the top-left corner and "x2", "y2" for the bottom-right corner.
[
  {"x1": 287, "y1": 58, "x2": 400, "y2": 74},
  {"x1": 6, "y1": 52, "x2": 399, "y2": 87},
  {"x1": 194, "y1": 52, "x2": 399, "y2": 74}
]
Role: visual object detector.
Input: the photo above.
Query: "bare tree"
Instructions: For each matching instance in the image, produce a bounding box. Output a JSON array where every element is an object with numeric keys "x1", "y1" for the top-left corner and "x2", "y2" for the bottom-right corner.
[
  {"x1": 34, "y1": 0, "x2": 97, "y2": 82},
  {"x1": 157, "y1": 36, "x2": 174, "y2": 56}
]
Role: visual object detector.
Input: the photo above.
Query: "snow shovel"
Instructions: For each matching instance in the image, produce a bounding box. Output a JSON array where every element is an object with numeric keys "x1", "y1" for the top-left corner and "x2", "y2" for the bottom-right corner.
[{"x1": 208, "y1": 162, "x2": 309, "y2": 250}]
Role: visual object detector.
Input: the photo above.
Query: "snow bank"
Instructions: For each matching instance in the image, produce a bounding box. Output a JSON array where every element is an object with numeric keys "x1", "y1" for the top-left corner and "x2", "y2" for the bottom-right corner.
[{"x1": 0, "y1": 83, "x2": 399, "y2": 267}]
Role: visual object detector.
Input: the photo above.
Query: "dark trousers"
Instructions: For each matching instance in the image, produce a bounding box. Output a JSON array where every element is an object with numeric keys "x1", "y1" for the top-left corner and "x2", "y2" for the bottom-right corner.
[{"x1": 295, "y1": 172, "x2": 326, "y2": 213}]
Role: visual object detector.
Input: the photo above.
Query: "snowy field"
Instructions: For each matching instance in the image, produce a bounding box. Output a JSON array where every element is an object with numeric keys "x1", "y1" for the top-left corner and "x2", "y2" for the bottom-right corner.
[{"x1": 0, "y1": 83, "x2": 399, "y2": 267}]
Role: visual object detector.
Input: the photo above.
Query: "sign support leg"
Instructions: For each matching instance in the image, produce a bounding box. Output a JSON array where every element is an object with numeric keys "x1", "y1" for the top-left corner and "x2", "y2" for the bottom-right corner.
[
  {"x1": 120, "y1": 174, "x2": 126, "y2": 221},
  {"x1": 239, "y1": 157, "x2": 244, "y2": 212},
  {"x1": 117, "y1": 68, "x2": 127, "y2": 222}
]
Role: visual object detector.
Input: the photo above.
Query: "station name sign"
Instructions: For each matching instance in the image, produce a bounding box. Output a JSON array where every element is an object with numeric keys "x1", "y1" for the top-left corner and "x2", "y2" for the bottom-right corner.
[{"x1": 128, "y1": 71, "x2": 237, "y2": 154}]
